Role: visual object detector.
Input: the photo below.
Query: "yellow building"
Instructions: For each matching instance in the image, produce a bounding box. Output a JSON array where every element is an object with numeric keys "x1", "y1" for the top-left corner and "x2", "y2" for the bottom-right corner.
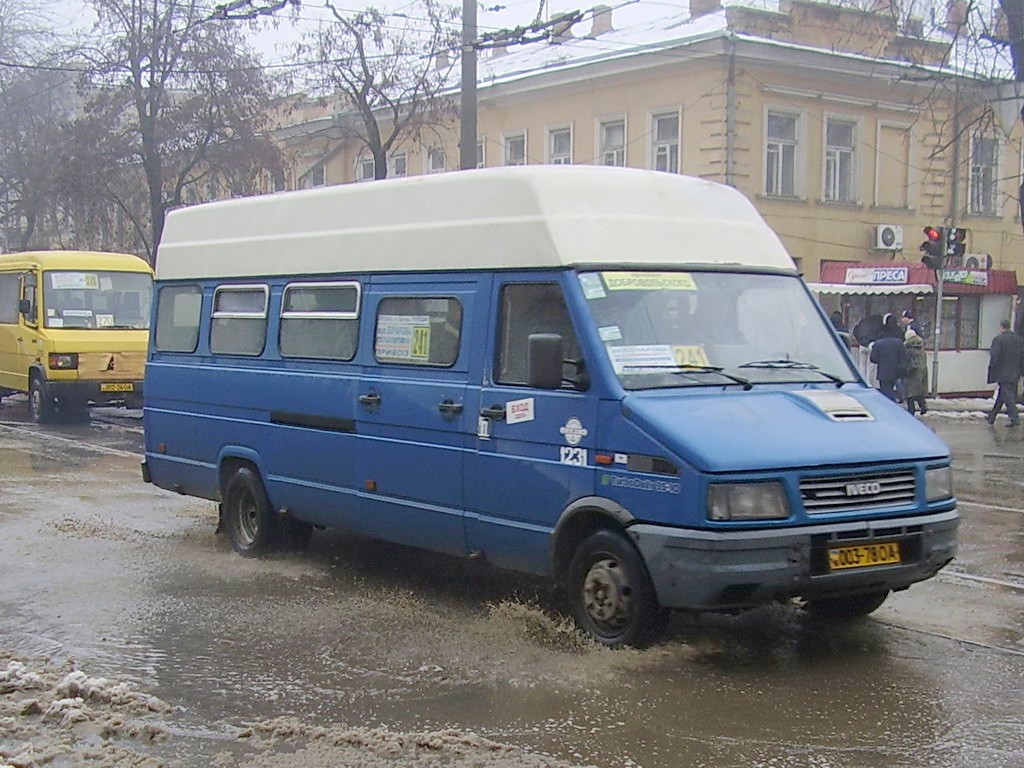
[{"x1": 271, "y1": 0, "x2": 1023, "y2": 391}]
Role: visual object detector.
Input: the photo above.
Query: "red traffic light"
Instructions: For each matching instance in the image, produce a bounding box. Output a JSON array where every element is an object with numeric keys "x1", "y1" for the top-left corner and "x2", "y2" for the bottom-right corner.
[{"x1": 923, "y1": 226, "x2": 942, "y2": 242}]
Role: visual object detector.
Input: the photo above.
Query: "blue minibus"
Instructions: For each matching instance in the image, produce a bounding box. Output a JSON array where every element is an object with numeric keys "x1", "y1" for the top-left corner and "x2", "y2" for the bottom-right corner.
[{"x1": 142, "y1": 166, "x2": 958, "y2": 646}]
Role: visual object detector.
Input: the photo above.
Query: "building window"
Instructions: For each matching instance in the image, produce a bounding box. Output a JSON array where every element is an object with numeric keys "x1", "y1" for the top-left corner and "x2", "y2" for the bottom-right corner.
[
  {"x1": 824, "y1": 118, "x2": 856, "y2": 203},
  {"x1": 280, "y1": 282, "x2": 360, "y2": 361},
  {"x1": 389, "y1": 152, "x2": 407, "y2": 177},
  {"x1": 547, "y1": 127, "x2": 572, "y2": 165},
  {"x1": 970, "y1": 135, "x2": 999, "y2": 215},
  {"x1": 375, "y1": 297, "x2": 462, "y2": 367},
  {"x1": 356, "y1": 156, "x2": 375, "y2": 182},
  {"x1": 427, "y1": 146, "x2": 446, "y2": 174},
  {"x1": 504, "y1": 133, "x2": 526, "y2": 166},
  {"x1": 651, "y1": 112, "x2": 679, "y2": 173},
  {"x1": 155, "y1": 285, "x2": 202, "y2": 353},
  {"x1": 765, "y1": 111, "x2": 798, "y2": 196},
  {"x1": 599, "y1": 119, "x2": 625, "y2": 166},
  {"x1": 477, "y1": 139, "x2": 485, "y2": 168},
  {"x1": 210, "y1": 285, "x2": 268, "y2": 356},
  {"x1": 272, "y1": 170, "x2": 287, "y2": 192},
  {"x1": 303, "y1": 164, "x2": 326, "y2": 189}
]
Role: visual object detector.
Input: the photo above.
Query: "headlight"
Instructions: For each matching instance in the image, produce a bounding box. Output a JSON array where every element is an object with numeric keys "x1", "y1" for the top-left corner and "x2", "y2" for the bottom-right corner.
[
  {"x1": 708, "y1": 481, "x2": 789, "y2": 521},
  {"x1": 925, "y1": 466, "x2": 953, "y2": 502},
  {"x1": 48, "y1": 353, "x2": 78, "y2": 370}
]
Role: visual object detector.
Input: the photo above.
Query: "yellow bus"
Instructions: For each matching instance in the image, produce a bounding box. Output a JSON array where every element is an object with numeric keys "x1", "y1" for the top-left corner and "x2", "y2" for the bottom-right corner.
[{"x1": 0, "y1": 250, "x2": 153, "y2": 422}]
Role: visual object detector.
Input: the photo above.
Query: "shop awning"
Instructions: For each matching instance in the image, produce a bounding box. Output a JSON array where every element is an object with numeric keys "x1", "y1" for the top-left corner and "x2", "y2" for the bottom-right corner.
[
  {"x1": 816, "y1": 261, "x2": 1018, "y2": 295},
  {"x1": 807, "y1": 282, "x2": 934, "y2": 295}
]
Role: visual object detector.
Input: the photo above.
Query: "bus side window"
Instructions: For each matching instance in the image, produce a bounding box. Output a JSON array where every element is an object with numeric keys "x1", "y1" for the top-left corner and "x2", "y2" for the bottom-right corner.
[
  {"x1": 210, "y1": 285, "x2": 268, "y2": 356},
  {"x1": 280, "y1": 282, "x2": 360, "y2": 361},
  {"x1": 21, "y1": 273, "x2": 37, "y2": 325},
  {"x1": 0, "y1": 273, "x2": 19, "y2": 324},
  {"x1": 155, "y1": 285, "x2": 203, "y2": 353},
  {"x1": 496, "y1": 283, "x2": 582, "y2": 387}
]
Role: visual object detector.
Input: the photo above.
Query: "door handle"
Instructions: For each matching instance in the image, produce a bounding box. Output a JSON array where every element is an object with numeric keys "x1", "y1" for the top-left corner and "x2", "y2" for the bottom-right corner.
[
  {"x1": 358, "y1": 393, "x2": 381, "y2": 407},
  {"x1": 480, "y1": 404, "x2": 506, "y2": 421},
  {"x1": 438, "y1": 400, "x2": 464, "y2": 416}
]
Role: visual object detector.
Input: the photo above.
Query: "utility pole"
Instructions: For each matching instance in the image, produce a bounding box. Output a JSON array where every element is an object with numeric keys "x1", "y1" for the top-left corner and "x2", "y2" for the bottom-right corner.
[
  {"x1": 460, "y1": 0, "x2": 477, "y2": 170},
  {"x1": 932, "y1": 89, "x2": 961, "y2": 397}
]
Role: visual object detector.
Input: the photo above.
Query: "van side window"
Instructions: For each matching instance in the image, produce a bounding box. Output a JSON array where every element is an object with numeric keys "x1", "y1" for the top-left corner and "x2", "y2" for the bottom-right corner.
[
  {"x1": 0, "y1": 274, "x2": 19, "y2": 324},
  {"x1": 374, "y1": 297, "x2": 462, "y2": 367},
  {"x1": 155, "y1": 285, "x2": 202, "y2": 352},
  {"x1": 210, "y1": 285, "x2": 268, "y2": 356},
  {"x1": 280, "y1": 282, "x2": 360, "y2": 361},
  {"x1": 496, "y1": 283, "x2": 582, "y2": 386}
]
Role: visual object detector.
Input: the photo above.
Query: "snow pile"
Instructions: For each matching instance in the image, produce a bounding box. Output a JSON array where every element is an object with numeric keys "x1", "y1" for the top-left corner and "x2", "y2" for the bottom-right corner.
[
  {"x1": 237, "y1": 717, "x2": 595, "y2": 768},
  {"x1": 0, "y1": 654, "x2": 170, "y2": 768}
]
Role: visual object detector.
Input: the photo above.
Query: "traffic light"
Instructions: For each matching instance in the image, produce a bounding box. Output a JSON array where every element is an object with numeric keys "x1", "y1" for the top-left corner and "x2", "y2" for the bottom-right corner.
[
  {"x1": 945, "y1": 227, "x2": 967, "y2": 264},
  {"x1": 920, "y1": 226, "x2": 945, "y2": 269}
]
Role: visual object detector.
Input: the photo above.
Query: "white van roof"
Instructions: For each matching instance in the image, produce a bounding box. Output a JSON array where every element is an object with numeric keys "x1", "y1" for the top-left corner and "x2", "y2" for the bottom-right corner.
[{"x1": 156, "y1": 166, "x2": 796, "y2": 280}]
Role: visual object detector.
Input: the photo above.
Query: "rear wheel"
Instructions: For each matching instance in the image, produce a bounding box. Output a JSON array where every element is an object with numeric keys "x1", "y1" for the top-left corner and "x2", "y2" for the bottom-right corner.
[
  {"x1": 28, "y1": 376, "x2": 54, "y2": 424},
  {"x1": 222, "y1": 466, "x2": 278, "y2": 557},
  {"x1": 566, "y1": 529, "x2": 665, "y2": 647},
  {"x1": 802, "y1": 590, "x2": 890, "y2": 619}
]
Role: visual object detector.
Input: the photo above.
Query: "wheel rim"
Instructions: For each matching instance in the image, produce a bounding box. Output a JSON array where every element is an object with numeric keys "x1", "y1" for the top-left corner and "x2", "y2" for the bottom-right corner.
[
  {"x1": 29, "y1": 385, "x2": 42, "y2": 421},
  {"x1": 582, "y1": 556, "x2": 632, "y2": 633},
  {"x1": 234, "y1": 487, "x2": 260, "y2": 547}
]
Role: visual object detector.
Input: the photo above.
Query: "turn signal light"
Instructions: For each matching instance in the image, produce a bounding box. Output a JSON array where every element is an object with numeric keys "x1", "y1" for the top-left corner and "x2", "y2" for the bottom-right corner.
[{"x1": 48, "y1": 353, "x2": 78, "y2": 370}]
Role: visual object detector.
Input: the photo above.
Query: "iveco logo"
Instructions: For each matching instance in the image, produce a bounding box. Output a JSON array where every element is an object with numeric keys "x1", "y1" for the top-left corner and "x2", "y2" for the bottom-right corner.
[{"x1": 845, "y1": 481, "x2": 882, "y2": 496}]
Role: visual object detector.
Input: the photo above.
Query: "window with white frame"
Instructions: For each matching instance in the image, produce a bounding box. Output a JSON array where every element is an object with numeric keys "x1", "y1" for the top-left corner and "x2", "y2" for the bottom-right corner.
[
  {"x1": 427, "y1": 146, "x2": 446, "y2": 174},
  {"x1": 970, "y1": 134, "x2": 999, "y2": 215},
  {"x1": 600, "y1": 119, "x2": 625, "y2": 166},
  {"x1": 356, "y1": 156, "x2": 375, "y2": 182},
  {"x1": 824, "y1": 118, "x2": 856, "y2": 203},
  {"x1": 303, "y1": 164, "x2": 326, "y2": 189},
  {"x1": 389, "y1": 152, "x2": 407, "y2": 177},
  {"x1": 765, "y1": 111, "x2": 798, "y2": 196},
  {"x1": 651, "y1": 112, "x2": 680, "y2": 173},
  {"x1": 504, "y1": 133, "x2": 526, "y2": 166},
  {"x1": 548, "y1": 127, "x2": 572, "y2": 164},
  {"x1": 476, "y1": 139, "x2": 485, "y2": 168}
]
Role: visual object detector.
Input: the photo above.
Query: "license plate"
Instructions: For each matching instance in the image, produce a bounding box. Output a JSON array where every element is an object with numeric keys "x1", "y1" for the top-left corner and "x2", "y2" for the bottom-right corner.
[
  {"x1": 828, "y1": 542, "x2": 901, "y2": 571},
  {"x1": 100, "y1": 382, "x2": 134, "y2": 393}
]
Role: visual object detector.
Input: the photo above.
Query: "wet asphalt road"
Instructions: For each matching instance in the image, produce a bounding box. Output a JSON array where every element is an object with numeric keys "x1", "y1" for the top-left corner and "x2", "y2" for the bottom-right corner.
[{"x1": 0, "y1": 397, "x2": 1022, "y2": 767}]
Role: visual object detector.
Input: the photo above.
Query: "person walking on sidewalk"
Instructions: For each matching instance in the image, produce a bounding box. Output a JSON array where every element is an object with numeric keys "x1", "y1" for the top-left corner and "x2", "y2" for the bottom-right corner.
[
  {"x1": 986, "y1": 319, "x2": 1024, "y2": 427},
  {"x1": 870, "y1": 322, "x2": 905, "y2": 402},
  {"x1": 903, "y1": 329, "x2": 928, "y2": 415}
]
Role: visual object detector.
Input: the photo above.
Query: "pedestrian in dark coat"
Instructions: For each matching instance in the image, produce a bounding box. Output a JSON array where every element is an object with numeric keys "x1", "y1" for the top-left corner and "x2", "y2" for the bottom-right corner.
[
  {"x1": 870, "y1": 325, "x2": 905, "y2": 402},
  {"x1": 902, "y1": 329, "x2": 928, "y2": 415},
  {"x1": 986, "y1": 319, "x2": 1024, "y2": 426}
]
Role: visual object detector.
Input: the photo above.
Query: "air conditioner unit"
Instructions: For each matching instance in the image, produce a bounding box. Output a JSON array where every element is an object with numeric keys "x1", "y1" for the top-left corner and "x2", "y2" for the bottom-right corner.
[{"x1": 874, "y1": 224, "x2": 903, "y2": 250}]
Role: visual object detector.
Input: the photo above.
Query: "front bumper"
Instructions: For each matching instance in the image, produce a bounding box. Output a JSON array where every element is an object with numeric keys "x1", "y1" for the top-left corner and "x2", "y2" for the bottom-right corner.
[
  {"x1": 628, "y1": 508, "x2": 959, "y2": 610},
  {"x1": 45, "y1": 379, "x2": 144, "y2": 408}
]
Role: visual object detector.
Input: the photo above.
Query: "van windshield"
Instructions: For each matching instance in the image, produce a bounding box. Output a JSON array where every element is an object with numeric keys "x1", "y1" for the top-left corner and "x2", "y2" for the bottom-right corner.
[
  {"x1": 43, "y1": 271, "x2": 153, "y2": 330},
  {"x1": 578, "y1": 270, "x2": 857, "y2": 390}
]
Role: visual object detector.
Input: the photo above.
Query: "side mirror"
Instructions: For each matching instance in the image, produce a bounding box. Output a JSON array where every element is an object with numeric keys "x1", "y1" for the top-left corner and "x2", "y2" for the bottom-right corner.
[
  {"x1": 527, "y1": 333, "x2": 563, "y2": 389},
  {"x1": 18, "y1": 299, "x2": 30, "y2": 316}
]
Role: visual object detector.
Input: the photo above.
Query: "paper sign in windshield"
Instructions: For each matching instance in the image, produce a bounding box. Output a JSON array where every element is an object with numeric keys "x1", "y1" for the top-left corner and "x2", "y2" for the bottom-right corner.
[
  {"x1": 50, "y1": 273, "x2": 99, "y2": 290},
  {"x1": 607, "y1": 345, "x2": 678, "y2": 374},
  {"x1": 578, "y1": 273, "x2": 607, "y2": 300},
  {"x1": 603, "y1": 272, "x2": 696, "y2": 291},
  {"x1": 672, "y1": 345, "x2": 710, "y2": 367},
  {"x1": 376, "y1": 315, "x2": 431, "y2": 360}
]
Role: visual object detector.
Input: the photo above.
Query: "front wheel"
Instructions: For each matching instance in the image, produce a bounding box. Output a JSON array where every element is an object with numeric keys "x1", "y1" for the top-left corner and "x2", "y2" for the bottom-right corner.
[
  {"x1": 28, "y1": 377, "x2": 55, "y2": 424},
  {"x1": 566, "y1": 529, "x2": 665, "y2": 648},
  {"x1": 802, "y1": 590, "x2": 890, "y2": 619},
  {"x1": 222, "y1": 466, "x2": 278, "y2": 557}
]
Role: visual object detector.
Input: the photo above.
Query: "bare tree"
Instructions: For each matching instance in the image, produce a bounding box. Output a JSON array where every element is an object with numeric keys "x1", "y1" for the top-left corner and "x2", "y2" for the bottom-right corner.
[
  {"x1": 297, "y1": 0, "x2": 459, "y2": 180},
  {"x1": 62, "y1": 0, "x2": 282, "y2": 262}
]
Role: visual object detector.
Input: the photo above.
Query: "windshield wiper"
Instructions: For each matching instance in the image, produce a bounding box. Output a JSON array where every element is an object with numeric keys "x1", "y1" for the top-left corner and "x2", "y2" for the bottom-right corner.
[
  {"x1": 622, "y1": 364, "x2": 753, "y2": 390},
  {"x1": 738, "y1": 359, "x2": 845, "y2": 387}
]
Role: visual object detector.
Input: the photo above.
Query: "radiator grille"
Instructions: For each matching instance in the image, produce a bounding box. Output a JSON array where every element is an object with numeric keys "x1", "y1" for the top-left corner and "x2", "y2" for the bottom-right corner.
[{"x1": 800, "y1": 471, "x2": 916, "y2": 513}]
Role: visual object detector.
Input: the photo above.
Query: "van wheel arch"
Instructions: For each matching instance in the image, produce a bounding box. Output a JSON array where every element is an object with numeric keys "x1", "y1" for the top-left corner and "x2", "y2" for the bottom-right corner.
[
  {"x1": 217, "y1": 457, "x2": 312, "y2": 553},
  {"x1": 551, "y1": 498, "x2": 635, "y2": 583}
]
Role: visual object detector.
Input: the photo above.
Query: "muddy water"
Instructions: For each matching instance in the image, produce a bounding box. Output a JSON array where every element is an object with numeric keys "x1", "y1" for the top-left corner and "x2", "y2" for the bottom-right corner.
[{"x1": 1, "y1": 409, "x2": 1023, "y2": 767}]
